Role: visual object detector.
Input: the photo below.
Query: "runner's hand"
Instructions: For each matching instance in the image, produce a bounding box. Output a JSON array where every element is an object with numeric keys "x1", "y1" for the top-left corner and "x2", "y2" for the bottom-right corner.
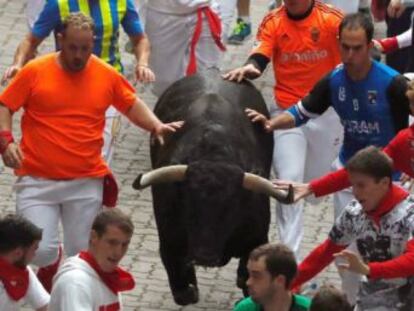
[
  {"x1": 152, "y1": 121, "x2": 184, "y2": 146},
  {"x1": 272, "y1": 179, "x2": 313, "y2": 202},
  {"x1": 222, "y1": 64, "x2": 261, "y2": 83},
  {"x1": 388, "y1": 0, "x2": 406, "y2": 18},
  {"x1": 135, "y1": 64, "x2": 155, "y2": 83},
  {"x1": 245, "y1": 108, "x2": 275, "y2": 132},
  {"x1": 334, "y1": 250, "x2": 370, "y2": 276},
  {"x1": 2, "y1": 143, "x2": 23, "y2": 169},
  {"x1": 372, "y1": 39, "x2": 384, "y2": 53},
  {"x1": 1, "y1": 65, "x2": 21, "y2": 85}
]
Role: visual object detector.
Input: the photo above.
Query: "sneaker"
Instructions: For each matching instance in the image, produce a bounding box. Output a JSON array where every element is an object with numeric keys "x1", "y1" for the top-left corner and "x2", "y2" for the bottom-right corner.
[{"x1": 227, "y1": 18, "x2": 252, "y2": 45}]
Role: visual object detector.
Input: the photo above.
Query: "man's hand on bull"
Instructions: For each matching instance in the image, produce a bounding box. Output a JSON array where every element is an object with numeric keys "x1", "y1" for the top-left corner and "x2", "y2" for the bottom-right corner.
[
  {"x1": 222, "y1": 64, "x2": 261, "y2": 82},
  {"x1": 245, "y1": 108, "x2": 276, "y2": 132},
  {"x1": 152, "y1": 121, "x2": 184, "y2": 145},
  {"x1": 272, "y1": 179, "x2": 312, "y2": 202},
  {"x1": 1, "y1": 142, "x2": 23, "y2": 169},
  {"x1": 135, "y1": 64, "x2": 156, "y2": 83},
  {"x1": 387, "y1": 0, "x2": 406, "y2": 18},
  {"x1": 246, "y1": 109, "x2": 296, "y2": 132}
]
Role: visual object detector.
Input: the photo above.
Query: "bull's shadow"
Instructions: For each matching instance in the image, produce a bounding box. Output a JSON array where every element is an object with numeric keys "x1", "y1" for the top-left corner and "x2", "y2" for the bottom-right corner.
[{"x1": 133, "y1": 69, "x2": 292, "y2": 306}]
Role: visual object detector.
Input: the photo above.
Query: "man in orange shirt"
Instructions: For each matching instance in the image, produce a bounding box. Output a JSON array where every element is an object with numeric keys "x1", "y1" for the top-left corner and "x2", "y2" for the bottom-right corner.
[
  {"x1": 0, "y1": 12, "x2": 181, "y2": 292},
  {"x1": 223, "y1": 0, "x2": 343, "y2": 258}
]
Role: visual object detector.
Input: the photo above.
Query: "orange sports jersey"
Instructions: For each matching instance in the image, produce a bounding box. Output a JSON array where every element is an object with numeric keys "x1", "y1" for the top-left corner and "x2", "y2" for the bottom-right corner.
[
  {"x1": 0, "y1": 53, "x2": 136, "y2": 179},
  {"x1": 252, "y1": 1, "x2": 343, "y2": 109}
]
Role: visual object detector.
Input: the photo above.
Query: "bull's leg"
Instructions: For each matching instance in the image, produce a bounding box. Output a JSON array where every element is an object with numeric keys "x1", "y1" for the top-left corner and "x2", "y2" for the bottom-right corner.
[
  {"x1": 236, "y1": 255, "x2": 249, "y2": 296},
  {"x1": 160, "y1": 243, "x2": 199, "y2": 305},
  {"x1": 152, "y1": 189, "x2": 199, "y2": 305}
]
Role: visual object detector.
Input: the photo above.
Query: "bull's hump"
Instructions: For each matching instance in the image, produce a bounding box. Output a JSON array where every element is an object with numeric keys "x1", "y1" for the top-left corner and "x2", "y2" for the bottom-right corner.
[{"x1": 187, "y1": 93, "x2": 233, "y2": 118}]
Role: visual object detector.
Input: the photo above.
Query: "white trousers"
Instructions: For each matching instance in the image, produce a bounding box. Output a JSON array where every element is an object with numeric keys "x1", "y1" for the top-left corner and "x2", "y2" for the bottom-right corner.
[
  {"x1": 15, "y1": 177, "x2": 103, "y2": 267},
  {"x1": 144, "y1": 5, "x2": 223, "y2": 96},
  {"x1": 271, "y1": 107, "x2": 343, "y2": 257}
]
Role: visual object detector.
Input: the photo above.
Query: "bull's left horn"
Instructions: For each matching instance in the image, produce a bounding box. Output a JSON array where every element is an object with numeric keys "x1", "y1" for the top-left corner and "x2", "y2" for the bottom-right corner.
[
  {"x1": 243, "y1": 173, "x2": 294, "y2": 204},
  {"x1": 132, "y1": 165, "x2": 188, "y2": 190}
]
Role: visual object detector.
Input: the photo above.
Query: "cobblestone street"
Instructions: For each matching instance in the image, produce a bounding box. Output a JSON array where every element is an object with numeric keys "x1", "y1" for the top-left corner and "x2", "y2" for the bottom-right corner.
[{"x1": 0, "y1": 1, "x2": 380, "y2": 310}]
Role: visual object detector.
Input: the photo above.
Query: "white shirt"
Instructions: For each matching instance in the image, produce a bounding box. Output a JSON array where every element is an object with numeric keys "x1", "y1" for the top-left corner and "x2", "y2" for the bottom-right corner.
[
  {"x1": 49, "y1": 255, "x2": 123, "y2": 311},
  {"x1": 146, "y1": 0, "x2": 212, "y2": 14},
  {"x1": 0, "y1": 266, "x2": 50, "y2": 311},
  {"x1": 330, "y1": 194, "x2": 414, "y2": 311}
]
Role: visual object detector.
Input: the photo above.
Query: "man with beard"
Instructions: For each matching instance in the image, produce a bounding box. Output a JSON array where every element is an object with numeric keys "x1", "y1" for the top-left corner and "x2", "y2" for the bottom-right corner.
[
  {"x1": 0, "y1": 214, "x2": 49, "y2": 311},
  {"x1": 233, "y1": 243, "x2": 311, "y2": 311},
  {"x1": 49, "y1": 209, "x2": 134, "y2": 310},
  {"x1": 0, "y1": 12, "x2": 182, "y2": 293},
  {"x1": 2, "y1": 0, "x2": 154, "y2": 168}
]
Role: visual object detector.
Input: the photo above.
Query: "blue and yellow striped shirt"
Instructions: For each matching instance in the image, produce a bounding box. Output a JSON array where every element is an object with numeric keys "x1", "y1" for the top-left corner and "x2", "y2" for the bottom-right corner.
[{"x1": 32, "y1": 0, "x2": 143, "y2": 72}]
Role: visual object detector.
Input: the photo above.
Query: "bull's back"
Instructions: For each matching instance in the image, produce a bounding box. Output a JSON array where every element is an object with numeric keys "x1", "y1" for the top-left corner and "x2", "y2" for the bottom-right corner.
[{"x1": 151, "y1": 70, "x2": 273, "y2": 175}]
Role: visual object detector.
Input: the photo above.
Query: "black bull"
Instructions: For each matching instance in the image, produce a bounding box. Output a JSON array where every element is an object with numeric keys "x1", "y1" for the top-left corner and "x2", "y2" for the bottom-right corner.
[{"x1": 133, "y1": 70, "x2": 293, "y2": 305}]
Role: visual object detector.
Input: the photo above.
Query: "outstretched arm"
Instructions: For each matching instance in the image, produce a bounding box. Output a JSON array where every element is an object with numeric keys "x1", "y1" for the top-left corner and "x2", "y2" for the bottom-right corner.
[
  {"x1": 125, "y1": 98, "x2": 183, "y2": 145},
  {"x1": 291, "y1": 239, "x2": 347, "y2": 290},
  {"x1": 2, "y1": 34, "x2": 42, "y2": 83}
]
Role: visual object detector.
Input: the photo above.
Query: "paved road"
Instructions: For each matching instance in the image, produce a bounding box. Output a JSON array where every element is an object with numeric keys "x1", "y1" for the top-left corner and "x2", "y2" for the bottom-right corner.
[{"x1": 0, "y1": 1, "x2": 387, "y2": 310}]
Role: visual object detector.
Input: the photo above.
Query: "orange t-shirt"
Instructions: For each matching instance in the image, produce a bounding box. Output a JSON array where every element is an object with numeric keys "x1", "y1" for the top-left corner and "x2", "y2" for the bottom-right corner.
[
  {"x1": 0, "y1": 53, "x2": 136, "y2": 179},
  {"x1": 252, "y1": 2, "x2": 343, "y2": 109}
]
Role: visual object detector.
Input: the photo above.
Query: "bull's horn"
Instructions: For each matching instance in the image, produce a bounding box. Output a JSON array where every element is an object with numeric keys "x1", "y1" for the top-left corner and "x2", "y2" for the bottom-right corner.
[
  {"x1": 243, "y1": 173, "x2": 294, "y2": 204},
  {"x1": 132, "y1": 165, "x2": 188, "y2": 190}
]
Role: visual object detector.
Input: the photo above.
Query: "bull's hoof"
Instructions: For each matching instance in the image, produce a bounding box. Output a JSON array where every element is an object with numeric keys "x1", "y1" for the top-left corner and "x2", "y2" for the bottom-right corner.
[{"x1": 173, "y1": 284, "x2": 199, "y2": 305}]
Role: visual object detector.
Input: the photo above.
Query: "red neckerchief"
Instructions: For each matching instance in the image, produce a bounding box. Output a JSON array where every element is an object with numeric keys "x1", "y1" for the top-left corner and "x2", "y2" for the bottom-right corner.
[
  {"x1": 0, "y1": 257, "x2": 29, "y2": 301},
  {"x1": 186, "y1": 6, "x2": 226, "y2": 76},
  {"x1": 366, "y1": 184, "x2": 408, "y2": 226},
  {"x1": 78, "y1": 251, "x2": 135, "y2": 295}
]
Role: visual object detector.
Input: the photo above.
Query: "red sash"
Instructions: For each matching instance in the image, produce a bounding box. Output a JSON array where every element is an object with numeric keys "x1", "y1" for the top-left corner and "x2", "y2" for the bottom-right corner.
[
  {"x1": 186, "y1": 6, "x2": 226, "y2": 76},
  {"x1": 99, "y1": 302, "x2": 121, "y2": 311},
  {"x1": 78, "y1": 251, "x2": 135, "y2": 295},
  {"x1": 103, "y1": 173, "x2": 118, "y2": 208},
  {"x1": 0, "y1": 257, "x2": 29, "y2": 301}
]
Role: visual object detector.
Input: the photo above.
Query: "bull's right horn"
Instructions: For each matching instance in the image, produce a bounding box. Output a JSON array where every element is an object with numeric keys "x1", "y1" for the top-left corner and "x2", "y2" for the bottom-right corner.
[
  {"x1": 132, "y1": 165, "x2": 188, "y2": 190},
  {"x1": 243, "y1": 173, "x2": 294, "y2": 204}
]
